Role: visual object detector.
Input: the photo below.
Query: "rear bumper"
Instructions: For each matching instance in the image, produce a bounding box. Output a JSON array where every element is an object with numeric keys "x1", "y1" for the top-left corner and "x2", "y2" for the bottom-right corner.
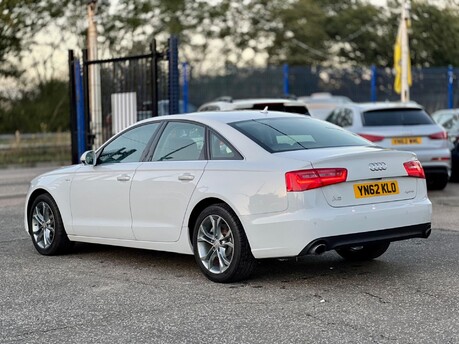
[
  {"x1": 298, "y1": 222, "x2": 431, "y2": 256},
  {"x1": 241, "y1": 195, "x2": 432, "y2": 259}
]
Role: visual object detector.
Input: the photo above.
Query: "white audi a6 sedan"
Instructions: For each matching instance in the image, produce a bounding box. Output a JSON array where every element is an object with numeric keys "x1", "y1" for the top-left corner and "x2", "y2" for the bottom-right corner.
[{"x1": 25, "y1": 111, "x2": 432, "y2": 283}]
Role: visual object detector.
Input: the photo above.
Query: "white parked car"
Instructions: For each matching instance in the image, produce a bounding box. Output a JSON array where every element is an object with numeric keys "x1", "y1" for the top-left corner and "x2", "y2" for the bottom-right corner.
[
  {"x1": 198, "y1": 97, "x2": 310, "y2": 115},
  {"x1": 326, "y1": 102, "x2": 451, "y2": 190},
  {"x1": 25, "y1": 111, "x2": 431, "y2": 283},
  {"x1": 298, "y1": 92, "x2": 352, "y2": 120}
]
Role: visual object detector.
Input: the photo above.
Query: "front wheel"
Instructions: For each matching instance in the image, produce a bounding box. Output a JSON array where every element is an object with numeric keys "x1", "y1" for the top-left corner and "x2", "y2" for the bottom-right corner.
[
  {"x1": 29, "y1": 193, "x2": 73, "y2": 255},
  {"x1": 336, "y1": 242, "x2": 390, "y2": 262},
  {"x1": 193, "y1": 204, "x2": 256, "y2": 283}
]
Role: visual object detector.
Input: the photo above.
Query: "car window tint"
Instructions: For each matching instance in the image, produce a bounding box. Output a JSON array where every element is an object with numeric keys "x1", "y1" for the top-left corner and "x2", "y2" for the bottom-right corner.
[
  {"x1": 248, "y1": 103, "x2": 310, "y2": 115},
  {"x1": 326, "y1": 108, "x2": 341, "y2": 125},
  {"x1": 209, "y1": 131, "x2": 242, "y2": 160},
  {"x1": 199, "y1": 105, "x2": 220, "y2": 112},
  {"x1": 230, "y1": 117, "x2": 370, "y2": 153},
  {"x1": 362, "y1": 109, "x2": 434, "y2": 126},
  {"x1": 97, "y1": 123, "x2": 160, "y2": 164},
  {"x1": 152, "y1": 122, "x2": 205, "y2": 161}
]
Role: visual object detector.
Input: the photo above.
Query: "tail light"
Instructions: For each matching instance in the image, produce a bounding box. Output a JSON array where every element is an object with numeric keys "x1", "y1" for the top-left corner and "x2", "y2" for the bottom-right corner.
[
  {"x1": 286, "y1": 168, "x2": 348, "y2": 192},
  {"x1": 403, "y1": 161, "x2": 425, "y2": 179},
  {"x1": 429, "y1": 131, "x2": 448, "y2": 140},
  {"x1": 358, "y1": 133, "x2": 384, "y2": 142}
]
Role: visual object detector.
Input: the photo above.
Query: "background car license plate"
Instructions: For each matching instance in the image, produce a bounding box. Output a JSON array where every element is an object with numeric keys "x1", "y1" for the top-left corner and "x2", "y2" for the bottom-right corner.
[
  {"x1": 392, "y1": 137, "x2": 422, "y2": 145},
  {"x1": 353, "y1": 180, "x2": 399, "y2": 198}
]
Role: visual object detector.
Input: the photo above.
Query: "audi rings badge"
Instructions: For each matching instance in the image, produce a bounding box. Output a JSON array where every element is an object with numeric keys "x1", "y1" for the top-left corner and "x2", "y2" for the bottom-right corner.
[{"x1": 369, "y1": 162, "x2": 387, "y2": 171}]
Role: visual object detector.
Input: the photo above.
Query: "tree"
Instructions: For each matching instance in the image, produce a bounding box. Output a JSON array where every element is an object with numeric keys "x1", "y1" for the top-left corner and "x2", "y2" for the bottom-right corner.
[
  {"x1": 409, "y1": 1, "x2": 459, "y2": 67},
  {"x1": 0, "y1": 79, "x2": 69, "y2": 133}
]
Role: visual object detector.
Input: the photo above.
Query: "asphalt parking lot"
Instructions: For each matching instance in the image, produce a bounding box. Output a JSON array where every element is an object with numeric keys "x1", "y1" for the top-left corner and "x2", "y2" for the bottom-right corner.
[{"x1": 0, "y1": 166, "x2": 458, "y2": 344}]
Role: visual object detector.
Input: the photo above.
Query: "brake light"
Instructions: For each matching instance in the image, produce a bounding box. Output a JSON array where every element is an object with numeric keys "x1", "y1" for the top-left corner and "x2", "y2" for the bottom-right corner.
[
  {"x1": 358, "y1": 133, "x2": 384, "y2": 142},
  {"x1": 286, "y1": 168, "x2": 348, "y2": 192},
  {"x1": 429, "y1": 131, "x2": 448, "y2": 140},
  {"x1": 403, "y1": 161, "x2": 425, "y2": 179}
]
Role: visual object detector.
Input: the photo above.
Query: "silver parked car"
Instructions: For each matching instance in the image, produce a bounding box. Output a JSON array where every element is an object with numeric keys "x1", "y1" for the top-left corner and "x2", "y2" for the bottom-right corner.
[
  {"x1": 326, "y1": 102, "x2": 451, "y2": 190},
  {"x1": 431, "y1": 108, "x2": 459, "y2": 181}
]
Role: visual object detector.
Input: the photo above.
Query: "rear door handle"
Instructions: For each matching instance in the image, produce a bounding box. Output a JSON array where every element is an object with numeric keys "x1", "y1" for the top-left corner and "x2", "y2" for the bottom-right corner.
[
  {"x1": 117, "y1": 174, "x2": 131, "y2": 182},
  {"x1": 178, "y1": 173, "x2": 195, "y2": 181}
]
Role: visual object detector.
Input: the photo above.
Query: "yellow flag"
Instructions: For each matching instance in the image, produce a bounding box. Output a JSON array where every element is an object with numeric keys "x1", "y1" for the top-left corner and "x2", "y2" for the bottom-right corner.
[{"x1": 393, "y1": 22, "x2": 412, "y2": 94}]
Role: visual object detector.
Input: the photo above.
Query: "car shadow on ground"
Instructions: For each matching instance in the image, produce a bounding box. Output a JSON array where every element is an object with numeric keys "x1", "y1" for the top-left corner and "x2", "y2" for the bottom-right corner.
[{"x1": 63, "y1": 242, "x2": 392, "y2": 286}]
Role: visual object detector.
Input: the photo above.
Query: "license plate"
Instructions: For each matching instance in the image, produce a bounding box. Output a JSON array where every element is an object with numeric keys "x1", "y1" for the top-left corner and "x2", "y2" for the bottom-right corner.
[
  {"x1": 353, "y1": 180, "x2": 399, "y2": 198},
  {"x1": 392, "y1": 137, "x2": 422, "y2": 145}
]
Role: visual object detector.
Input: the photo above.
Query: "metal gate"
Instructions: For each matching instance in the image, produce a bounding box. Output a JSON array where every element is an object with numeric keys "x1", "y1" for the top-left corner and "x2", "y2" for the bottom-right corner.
[{"x1": 68, "y1": 37, "x2": 179, "y2": 164}]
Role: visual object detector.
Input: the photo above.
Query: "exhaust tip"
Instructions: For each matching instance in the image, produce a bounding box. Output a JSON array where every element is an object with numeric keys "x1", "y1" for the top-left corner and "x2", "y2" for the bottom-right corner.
[
  {"x1": 309, "y1": 243, "x2": 327, "y2": 255},
  {"x1": 423, "y1": 227, "x2": 432, "y2": 238}
]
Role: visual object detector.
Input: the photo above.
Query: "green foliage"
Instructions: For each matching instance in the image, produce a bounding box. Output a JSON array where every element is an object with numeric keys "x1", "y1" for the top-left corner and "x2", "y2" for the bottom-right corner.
[
  {"x1": 409, "y1": 2, "x2": 459, "y2": 67},
  {"x1": 0, "y1": 79, "x2": 69, "y2": 133},
  {"x1": 2, "y1": 0, "x2": 459, "y2": 136}
]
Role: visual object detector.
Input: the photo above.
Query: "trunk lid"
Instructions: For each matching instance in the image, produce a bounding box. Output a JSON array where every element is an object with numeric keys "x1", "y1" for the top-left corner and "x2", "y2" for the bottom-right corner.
[{"x1": 278, "y1": 146, "x2": 419, "y2": 207}]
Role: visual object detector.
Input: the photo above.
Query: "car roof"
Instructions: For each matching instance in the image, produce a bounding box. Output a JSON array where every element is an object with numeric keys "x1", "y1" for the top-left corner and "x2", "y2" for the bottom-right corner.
[
  {"x1": 348, "y1": 102, "x2": 424, "y2": 112},
  {"x1": 432, "y1": 108, "x2": 459, "y2": 115},
  {"x1": 138, "y1": 110, "x2": 305, "y2": 125}
]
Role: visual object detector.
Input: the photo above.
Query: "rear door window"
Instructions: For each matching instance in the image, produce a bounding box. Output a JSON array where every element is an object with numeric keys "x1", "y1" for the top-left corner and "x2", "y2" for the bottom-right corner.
[{"x1": 362, "y1": 109, "x2": 434, "y2": 126}]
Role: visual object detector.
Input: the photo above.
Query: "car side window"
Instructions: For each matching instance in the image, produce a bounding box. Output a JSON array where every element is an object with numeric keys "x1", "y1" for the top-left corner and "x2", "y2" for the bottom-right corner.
[
  {"x1": 97, "y1": 123, "x2": 160, "y2": 165},
  {"x1": 199, "y1": 105, "x2": 220, "y2": 112},
  {"x1": 152, "y1": 122, "x2": 205, "y2": 161},
  {"x1": 326, "y1": 108, "x2": 341, "y2": 125},
  {"x1": 338, "y1": 108, "x2": 353, "y2": 127},
  {"x1": 209, "y1": 131, "x2": 242, "y2": 160}
]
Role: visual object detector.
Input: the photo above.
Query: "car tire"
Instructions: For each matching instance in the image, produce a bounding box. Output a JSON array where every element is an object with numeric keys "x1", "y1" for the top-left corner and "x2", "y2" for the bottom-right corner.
[
  {"x1": 193, "y1": 204, "x2": 256, "y2": 283},
  {"x1": 28, "y1": 193, "x2": 73, "y2": 255},
  {"x1": 427, "y1": 174, "x2": 449, "y2": 190},
  {"x1": 336, "y1": 242, "x2": 390, "y2": 261}
]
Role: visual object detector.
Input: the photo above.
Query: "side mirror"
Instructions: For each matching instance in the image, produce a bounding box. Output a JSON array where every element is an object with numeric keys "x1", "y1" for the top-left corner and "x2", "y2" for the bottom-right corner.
[{"x1": 80, "y1": 150, "x2": 96, "y2": 165}]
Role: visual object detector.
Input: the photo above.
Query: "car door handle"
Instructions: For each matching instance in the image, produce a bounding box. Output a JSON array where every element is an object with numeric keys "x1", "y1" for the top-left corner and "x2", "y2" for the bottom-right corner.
[
  {"x1": 117, "y1": 174, "x2": 131, "y2": 182},
  {"x1": 178, "y1": 173, "x2": 195, "y2": 181}
]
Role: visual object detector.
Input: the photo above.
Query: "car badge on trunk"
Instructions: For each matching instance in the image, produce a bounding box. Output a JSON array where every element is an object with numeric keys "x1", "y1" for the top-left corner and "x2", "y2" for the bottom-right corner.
[{"x1": 369, "y1": 162, "x2": 387, "y2": 171}]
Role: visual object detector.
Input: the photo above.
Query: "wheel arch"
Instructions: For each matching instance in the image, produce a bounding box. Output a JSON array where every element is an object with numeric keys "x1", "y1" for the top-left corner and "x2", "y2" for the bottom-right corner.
[
  {"x1": 187, "y1": 197, "x2": 239, "y2": 246},
  {"x1": 26, "y1": 189, "x2": 51, "y2": 227}
]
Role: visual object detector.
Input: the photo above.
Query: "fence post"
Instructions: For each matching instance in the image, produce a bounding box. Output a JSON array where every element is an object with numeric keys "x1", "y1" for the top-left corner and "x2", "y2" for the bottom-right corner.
[
  {"x1": 150, "y1": 40, "x2": 159, "y2": 117},
  {"x1": 74, "y1": 60, "x2": 86, "y2": 159},
  {"x1": 168, "y1": 35, "x2": 180, "y2": 115},
  {"x1": 82, "y1": 49, "x2": 92, "y2": 151},
  {"x1": 370, "y1": 65, "x2": 377, "y2": 102},
  {"x1": 182, "y1": 62, "x2": 189, "y2": 113},
  {"x1": 448, "y1": 65, "x2": 454, "y2": 109},
  {"x1": 283, "y1": 63, "x2": 289, "y2": 96},
  {"x1": 68, "y1": 50, "x2": 79, "y2": 164}
]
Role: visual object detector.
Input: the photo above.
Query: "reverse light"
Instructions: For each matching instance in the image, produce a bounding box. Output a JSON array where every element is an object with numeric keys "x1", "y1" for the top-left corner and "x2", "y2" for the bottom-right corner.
[
  {"x1": 429, "y1": 131, "x2": 448, "y2": 140},
  {"x1": 403, "y1": 161, "x2": 426, "y2": 179},
  {"x1": 285, "y1": 168, "x2": 348, "y2": 192},
  {"x1": 358, "y1": 133, "x2": 385, "y2": 142}
]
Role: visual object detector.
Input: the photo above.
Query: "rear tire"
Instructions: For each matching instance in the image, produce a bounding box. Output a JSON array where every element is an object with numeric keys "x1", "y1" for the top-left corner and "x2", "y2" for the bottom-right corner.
[
  {"x1": 193, "y1": 204, "x2": 256, "y2": 283},
  {"x1": 336, "y1": 242, "x2": 390, "y2": 262},
  {"x1": 427, "y1": 174, "x2": 448, "y2": 190},
  {"x1": 28, "y1": 193, "x2": 73, "y2": 255}
]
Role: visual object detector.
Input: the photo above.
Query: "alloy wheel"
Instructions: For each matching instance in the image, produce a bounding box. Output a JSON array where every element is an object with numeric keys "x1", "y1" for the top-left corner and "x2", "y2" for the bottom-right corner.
[
  {"x1": 196, "y1": 214, "x2": 235, "y2": 274},
  {"x1": 31, "y1": 201, "x2": 55, "y2": 249}
]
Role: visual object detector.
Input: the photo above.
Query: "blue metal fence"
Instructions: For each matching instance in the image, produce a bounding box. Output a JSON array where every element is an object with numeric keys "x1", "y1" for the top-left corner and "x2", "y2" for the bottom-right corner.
[{"x1": 183, "y1": 65, "x2": 457, "y2": 115}]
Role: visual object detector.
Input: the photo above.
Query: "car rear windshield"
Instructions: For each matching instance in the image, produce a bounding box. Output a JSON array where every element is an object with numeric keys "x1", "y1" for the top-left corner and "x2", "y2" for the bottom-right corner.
[
  {"x1": 362, "y1": 108, "x2": 434, "y2": 126},
  {"x1": 230, "y1": 117, "x2": 371, "y2": 152}
]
